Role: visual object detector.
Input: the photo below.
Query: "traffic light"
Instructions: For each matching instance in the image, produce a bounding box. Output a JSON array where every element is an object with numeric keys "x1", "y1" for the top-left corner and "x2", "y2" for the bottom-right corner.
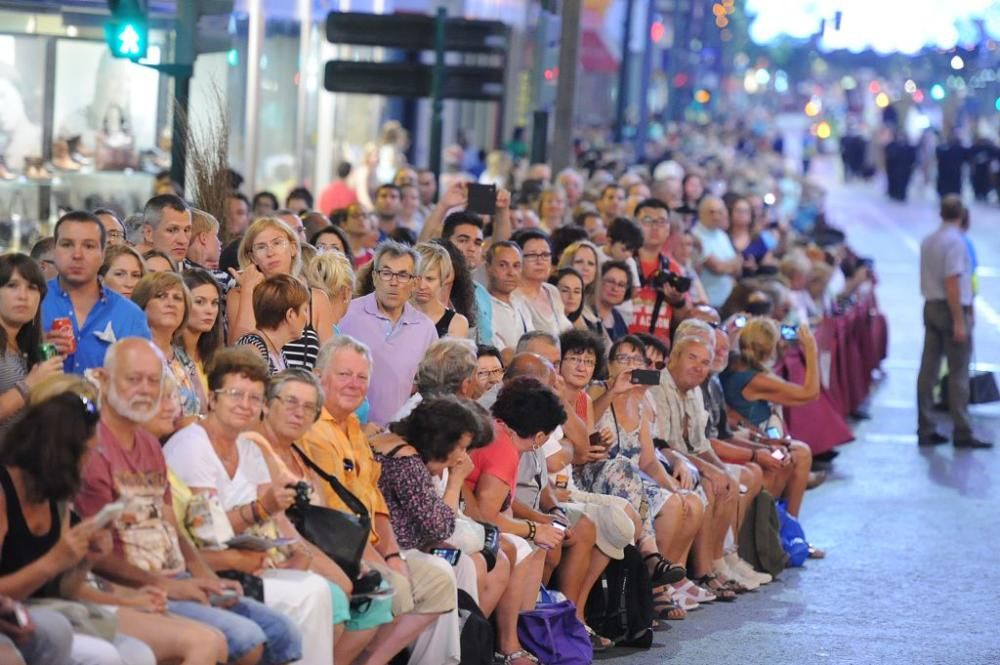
[{"x1": 105, "y1": 0, "x2": 148, "y2": 60}]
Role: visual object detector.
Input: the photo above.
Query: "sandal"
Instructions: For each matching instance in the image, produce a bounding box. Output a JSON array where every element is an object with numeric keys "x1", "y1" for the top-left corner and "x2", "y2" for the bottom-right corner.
[
  {"x1": 584, "y1": 625, "x2": 611, "y2": 651},
  {"x1": 497, "y1": 650, "x2": 539, "y2": 664},
  {"x1": 672, "y1": 578, "x2": 714, "y2": 604},
  {"x1": 643, "y1": 552, "x2": 687, "y2": 586},
  {"x1": 652, "y1": 590, "x2": 687, "y2": 620},
  {"x1": 665, "y1": 584, "x2": 700, "y2": 610},
  {"x1": 808, "y1": 545, "x2": 826, "y2": 559},
  {"x1": 694, "y1": 574, "x2": 737, "y2": 602}
]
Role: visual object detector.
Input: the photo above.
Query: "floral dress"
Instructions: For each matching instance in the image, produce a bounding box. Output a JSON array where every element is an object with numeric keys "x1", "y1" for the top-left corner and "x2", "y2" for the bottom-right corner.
[
  {"x1": 171, "y1": 346, "x2": 206, "y2": 418},
  {"x1": 573, "y1": 400, "x2": 671, "y2": 542}
]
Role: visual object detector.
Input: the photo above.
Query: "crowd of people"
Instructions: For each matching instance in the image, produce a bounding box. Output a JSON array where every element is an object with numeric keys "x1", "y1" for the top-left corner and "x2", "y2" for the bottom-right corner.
[{"x1": 0, "y1": 120, "x2": 883, "y2": 665}]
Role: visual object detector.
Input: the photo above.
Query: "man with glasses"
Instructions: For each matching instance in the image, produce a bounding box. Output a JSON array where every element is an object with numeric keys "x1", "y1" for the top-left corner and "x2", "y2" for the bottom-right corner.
[
  {"x1": 94, "y1": 207, "x2": 127, "y2": 246},
  {"x1": 630, "y1": 198, "x2": 690, "y2": 341},
  {"x1": 475, "y1": 344, "x2": 505, "y2": 395},
  {"x1": 338, "y1": 241, "x2": 437, "y2": 425}
]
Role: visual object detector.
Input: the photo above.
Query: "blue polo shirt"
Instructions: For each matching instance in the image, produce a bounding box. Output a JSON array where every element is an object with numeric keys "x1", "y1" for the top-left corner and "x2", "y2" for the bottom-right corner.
[
  {"x1": 473, "y1": 281, "x2": 494, "y2": 346},
  {"x1": 42, "y1": 278, "x2": 151, "y2": 374}
]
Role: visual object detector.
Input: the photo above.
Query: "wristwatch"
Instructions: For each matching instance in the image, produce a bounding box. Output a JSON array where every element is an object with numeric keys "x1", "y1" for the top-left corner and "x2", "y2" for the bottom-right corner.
[{"x1": 384, "y1": 551, "x2": 407, "y2": 562}]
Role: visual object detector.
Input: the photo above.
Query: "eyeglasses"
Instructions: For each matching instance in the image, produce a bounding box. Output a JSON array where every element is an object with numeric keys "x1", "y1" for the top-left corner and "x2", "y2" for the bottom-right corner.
[
  {"x1": 316, "y1": 243, "x2": 344, "y2": 254},
  {"x1": 646, "y1": 359, "x2": 667, "y2": 370},
  {"x1": 271, "y1": 394, "x2": 320, "y2": 415},
  {"x1": 602, "y1": 278, "x2": 629, "y2": 290},
  {"x1": 639, "y1": 216, "x2": 670, "y2": 228},
  {"x1": 251, "y1": 237, "x2": 291, "y2": 255},
  {"x1": 376, "y1": 268, "x2": 415, "y2": 284},
  {"x1": 106, "y1": 230, "x2": 125, "y2": 241},
  {"x1": 563, "y1": 355, "x2": 596, "y2": 369},
  {"x1": 613, "y1": 353, "x2": 646, "y2": 366},
  {"x1": 214, "y1": 388, "x2": 265, "y2": 407},
  {"x1": 476, "y1": 368, "x2": 504, "y2": 381},
  {"x1": 522, "y1": 252, "x2": 552, "y2": 263}
]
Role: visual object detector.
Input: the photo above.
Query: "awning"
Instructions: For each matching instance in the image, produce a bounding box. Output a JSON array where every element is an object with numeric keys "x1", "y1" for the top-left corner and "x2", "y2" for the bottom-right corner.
[{"x1": 580, "y1": 28, "x2": 619, "y2": 73}]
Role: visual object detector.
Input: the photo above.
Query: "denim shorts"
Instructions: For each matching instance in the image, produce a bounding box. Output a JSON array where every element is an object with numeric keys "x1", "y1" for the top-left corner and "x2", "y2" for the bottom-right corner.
[{"x1": 168, "y1": 597, "x2": 302, "y2": 665}]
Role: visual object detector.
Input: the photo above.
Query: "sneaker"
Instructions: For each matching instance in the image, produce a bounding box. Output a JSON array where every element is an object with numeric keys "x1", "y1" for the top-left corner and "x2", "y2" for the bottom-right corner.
[
  {"x1": 713, "y1": 559, "x2": 757, "y2": 591},
  {"x1": 726, "y1": 552, "x2": 772, "y2": 585}
]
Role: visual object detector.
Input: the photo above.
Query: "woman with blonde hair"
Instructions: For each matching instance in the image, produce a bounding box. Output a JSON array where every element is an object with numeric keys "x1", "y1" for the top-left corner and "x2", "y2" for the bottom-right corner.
[
  {"x1": 412, "y1": 242, "x2": 469, "y2": 338},
  {"x1": 536, "y1": 186, "x2": 568, "y2": 232},
  {"x1": 304, "y1": 250, "x2": 355, "y2": 326},
  {"x1": 99, "y1": 244, "x2": 146, "y2": 299},
  {"x1": 226, "y1": 217, "x2": 334, "y2": 369},
  {"x1": 720, "y1": 317, "x2": 819, "y2": 523},
  {"x1": 131, "y1": 272, "x2": 204, "y2": 420}
]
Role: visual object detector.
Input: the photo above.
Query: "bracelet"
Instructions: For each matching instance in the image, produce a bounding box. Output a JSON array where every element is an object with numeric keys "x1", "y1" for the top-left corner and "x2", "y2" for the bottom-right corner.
[
  {"x1": 525, "y1": 521, "x2": 536, "y2": 541},
  {"x1": 239, "y1": 503, "x2": 254, "y2": 525},
  {"x1": 13, "y1": 380, "x2": 28, "y2": 402},
  {"x1": 384, "y1": 552, "x2": 402, "y2": 562},
  {"x1": 252, "y1": 500, "x2": 270, "y2": 523}
]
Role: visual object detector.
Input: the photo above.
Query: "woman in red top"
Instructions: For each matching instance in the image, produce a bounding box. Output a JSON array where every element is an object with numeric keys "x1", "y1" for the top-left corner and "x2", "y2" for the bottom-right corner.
[{"x1": 464, "y1": 378, "x2": 567, "y2": 665}]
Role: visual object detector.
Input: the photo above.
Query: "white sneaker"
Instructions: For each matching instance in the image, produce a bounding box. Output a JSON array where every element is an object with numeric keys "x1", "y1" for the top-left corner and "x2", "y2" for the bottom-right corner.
[
  {"x1": 713, "y1": 558, "x2": 758, "y2": 591},
  {"x1": 726, "y1": 552, "x2": 772, "y2": 585}
]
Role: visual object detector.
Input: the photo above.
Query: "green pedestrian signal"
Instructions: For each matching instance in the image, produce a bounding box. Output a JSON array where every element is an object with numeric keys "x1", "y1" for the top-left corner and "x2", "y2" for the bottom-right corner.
[{"x1": 105, "y1": 0, "x2": 148, "y2": 60}]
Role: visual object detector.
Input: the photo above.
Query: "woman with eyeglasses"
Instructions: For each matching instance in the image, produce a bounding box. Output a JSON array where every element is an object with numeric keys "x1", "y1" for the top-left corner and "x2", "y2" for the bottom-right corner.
[
  {"x1": 100, "y1": 244, "x2": 146, "y2": 300},
  {"x1": 132, "y1": 272, "x2": 205, "y2": 421},
  {"x1": 235, "y1": 275, "x2": 310, "y2": 376},
  {"x1": 164, "y1": 349, "x2": 352, "y2": 665},
  {"x1": 0, "y1": 254, "x2": 63, "y2": 436},
  {"x1": 309, "y1": 225, "x2": 353, "y2": 265},
  {"x1": 583, "y1": 335, "x2": 711, "y2": 618},
  {"x1": 412, "y1": 243, "x2": 470, "y2": 338},
  {"x1": 227, "y1": 217, "x2": 334, "y2": 370},
  {"x1": 513, "y1": 229, "x2": 572, "y2": 337},
  {"x1": 594, "y1": 261, "x2": 632, "y2": 343},
  {"x1": 554, "y1": 331, "x2": 687, "y2": 591}
]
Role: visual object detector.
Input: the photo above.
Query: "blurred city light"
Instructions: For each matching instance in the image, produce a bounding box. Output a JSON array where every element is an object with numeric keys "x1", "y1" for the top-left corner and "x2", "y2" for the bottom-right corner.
[
  {"x1": 875, "y1": 92, "x2": 890, "y2": 108},
  {"x1": 950, "y1": 54, "x2": 965, "y2": 70},
  {"x1": 930, "y1": 83, "x2": 946, "y2": 100}
]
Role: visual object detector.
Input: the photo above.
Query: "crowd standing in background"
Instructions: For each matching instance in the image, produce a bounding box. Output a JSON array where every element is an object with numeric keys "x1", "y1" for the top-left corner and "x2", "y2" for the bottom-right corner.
[{"x1": 2, "y1": 117, "x2": 961, "y2": 665}]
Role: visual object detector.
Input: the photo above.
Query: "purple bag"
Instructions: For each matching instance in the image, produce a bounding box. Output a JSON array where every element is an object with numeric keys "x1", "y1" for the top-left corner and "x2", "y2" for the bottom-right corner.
[{"x1": 517, "y1": 600, "x2": 593, "y2": 665}]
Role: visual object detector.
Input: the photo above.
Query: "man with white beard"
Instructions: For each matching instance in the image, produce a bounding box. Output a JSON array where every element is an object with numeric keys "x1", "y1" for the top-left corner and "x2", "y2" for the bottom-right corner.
[{"x1": 78, "y1": 338, "x2": 302, "y2": 665}]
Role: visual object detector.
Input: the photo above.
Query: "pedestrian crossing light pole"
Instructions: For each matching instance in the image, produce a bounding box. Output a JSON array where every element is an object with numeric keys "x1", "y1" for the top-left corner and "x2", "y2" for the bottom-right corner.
[{"x1": 104, "y1": 0, "x2": 148, "y2": 60}]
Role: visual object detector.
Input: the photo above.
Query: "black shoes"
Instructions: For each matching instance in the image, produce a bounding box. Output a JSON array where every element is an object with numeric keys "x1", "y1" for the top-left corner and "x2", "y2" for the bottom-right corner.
[
  {"x1": 917, "y1": 432, "x2": 949, "y2": 446},
  {"x1": 953, "y1": 437, "x2": 994, "y2": 449}
]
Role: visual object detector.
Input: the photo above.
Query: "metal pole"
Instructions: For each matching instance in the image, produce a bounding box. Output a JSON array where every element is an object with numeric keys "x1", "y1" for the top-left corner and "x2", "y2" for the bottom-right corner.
[
  {"x1": 635, "y1": 0, "x2": 655, "y2": 163},
  {"x1": 170, "y1": 0, "x2": 197, "y2": 189},
  {"x1": 294, "y1": 0, "x2": 312, "y2": 186},
  {"x1": 613, "y1": 0, "x2": 635, "y2": 143},
  {"x1": 243, "y1": 0, "x2": 264, "y2": 194},
  {"x1": 428, "y1": 7, "x2": 446, "y2": 194},
  {"x1": 551, "y1": 0, "x2": 581, "y2": 175}
]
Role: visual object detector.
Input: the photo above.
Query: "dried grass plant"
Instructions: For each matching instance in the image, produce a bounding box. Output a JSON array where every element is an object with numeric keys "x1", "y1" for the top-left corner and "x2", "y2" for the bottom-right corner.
[{"x1": 174, "y1": 84, "x2": 232, "y2": 241}]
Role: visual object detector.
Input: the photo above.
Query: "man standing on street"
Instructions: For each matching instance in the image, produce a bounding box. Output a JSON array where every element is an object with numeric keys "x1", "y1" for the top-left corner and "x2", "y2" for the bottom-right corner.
[{"x1": 916, "y1": 195, "x2": 991, "y2": 448}]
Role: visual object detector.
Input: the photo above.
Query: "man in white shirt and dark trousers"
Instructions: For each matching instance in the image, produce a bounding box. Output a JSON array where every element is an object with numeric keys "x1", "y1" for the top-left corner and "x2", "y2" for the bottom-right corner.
[{"x1": 916, "y1": 196, "x2": 991, "y2": 448}]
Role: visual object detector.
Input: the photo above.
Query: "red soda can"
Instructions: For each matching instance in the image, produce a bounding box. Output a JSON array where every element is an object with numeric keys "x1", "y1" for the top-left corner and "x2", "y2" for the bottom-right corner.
[{"x1": 52, "y1": 317, "x2": 76, "y2": 354}]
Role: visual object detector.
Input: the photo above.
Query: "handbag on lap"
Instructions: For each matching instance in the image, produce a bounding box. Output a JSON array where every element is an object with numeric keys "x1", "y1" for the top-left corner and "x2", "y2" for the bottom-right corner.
[{"x1": 285, "y1": 444, "x2": 371, "y2": 580}]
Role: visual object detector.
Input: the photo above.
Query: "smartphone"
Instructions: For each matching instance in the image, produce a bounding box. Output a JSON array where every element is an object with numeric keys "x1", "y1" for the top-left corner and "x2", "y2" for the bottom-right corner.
[
  {"x1": 430, "y1": 547, "x2": 462, "y2": 566},
  {"x1": 588, "y1": 431, "x2": 604, "y2": 448},
  {"x1": 551, "y1": 522, "x2": 567, "y2": 531},
  {"x1": 780, "y1": 324, "x2": 799, "y2": 341},
  {"x1": 629, "y1": 369, "x2": 661, "y2": 386},
  {"x1": 771, "y1": 449, "x2": 786, "y2": 460},
  {"x1": 93, "y1": 501, "x2": 126, "y2": 528},
  {"x1": 466, "y1": 183, "x2": 497, "y2": 215},
  {"x1": 208, "y1": 589, "x2": 239, "y2": 606},
  {"x1": 764, "y1": 426, "x2": 781, "y2": 439}
]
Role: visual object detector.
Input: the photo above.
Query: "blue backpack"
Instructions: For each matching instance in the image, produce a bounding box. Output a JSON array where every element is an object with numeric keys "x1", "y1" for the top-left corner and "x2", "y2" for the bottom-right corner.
[{"x1": 775, "y1": 499, "x2": 809, "y2": 567}]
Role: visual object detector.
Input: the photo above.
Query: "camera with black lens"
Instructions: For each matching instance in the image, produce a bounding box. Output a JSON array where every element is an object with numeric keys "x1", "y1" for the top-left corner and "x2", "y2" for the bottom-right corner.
[
  {"x1": 287, "y1": 481, "x2": 312, "y2": 506},
  {"x1": 649, "y1": 269, "x2": 692, "y2": 293}
]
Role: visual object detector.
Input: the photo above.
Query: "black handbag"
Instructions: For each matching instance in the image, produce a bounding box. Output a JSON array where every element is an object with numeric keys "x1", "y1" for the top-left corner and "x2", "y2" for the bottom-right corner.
[
  {"x1": 941, "y1": 366, "x2": 1000, "y2": 405},
  {"x1": 286, "y1": 444, "x2": 371, "y2": 580},
  {"x1": 218, "y1": 570, "x2": 265, "y2": 603}
]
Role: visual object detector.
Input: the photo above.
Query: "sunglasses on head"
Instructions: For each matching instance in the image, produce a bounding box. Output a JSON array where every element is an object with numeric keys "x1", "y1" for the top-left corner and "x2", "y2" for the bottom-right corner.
[
  {"x1": 78, "y1": 395, "x2": 100, "y2": 425},
  {"x1": 647, "y1": 359, "x2": 666, "y2": 370}
]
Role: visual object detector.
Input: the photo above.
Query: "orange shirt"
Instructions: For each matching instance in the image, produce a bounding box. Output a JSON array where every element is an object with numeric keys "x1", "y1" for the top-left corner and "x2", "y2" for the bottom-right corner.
[{"x1": 298, "y1": 408, "x2": 390, "y2": 544}]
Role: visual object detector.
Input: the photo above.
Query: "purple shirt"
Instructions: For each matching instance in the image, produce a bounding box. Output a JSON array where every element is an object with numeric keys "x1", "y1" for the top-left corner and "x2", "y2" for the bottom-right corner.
[{"x1": 338, "y1": 293, "x2": 438, "y2": 425}]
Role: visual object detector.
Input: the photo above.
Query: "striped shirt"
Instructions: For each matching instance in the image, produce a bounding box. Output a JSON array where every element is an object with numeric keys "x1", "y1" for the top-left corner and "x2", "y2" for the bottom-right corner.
[{"x1": 0, "y1": 352, "x2": 26, "y2": 436}]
